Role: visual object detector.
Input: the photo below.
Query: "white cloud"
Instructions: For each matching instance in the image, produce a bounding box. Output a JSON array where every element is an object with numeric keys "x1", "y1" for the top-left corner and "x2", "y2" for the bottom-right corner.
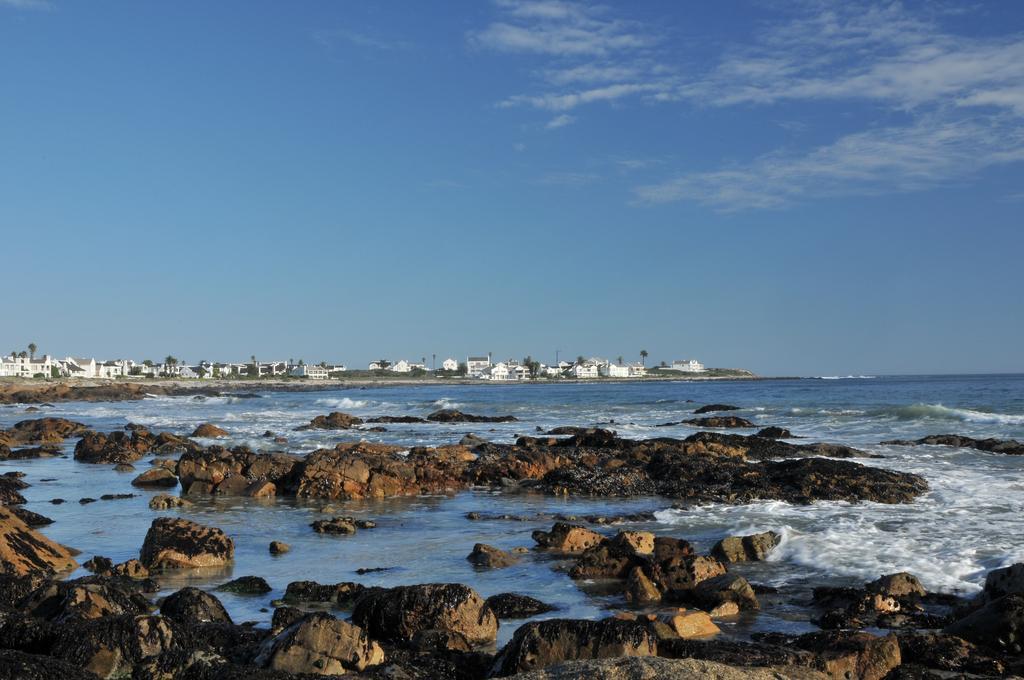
[
  {"x1": 545, "y1": 114, "x2": 576, "y2": 129},
  {"x1": 635, "y1": 114, "x2": 1024, "y2": 210},
  {"x1": 314, "y1": 29, "x2": 412, "y2": 52},
  {"x1": 502, "y1": 82, "x2": 664, "y2": 111}
]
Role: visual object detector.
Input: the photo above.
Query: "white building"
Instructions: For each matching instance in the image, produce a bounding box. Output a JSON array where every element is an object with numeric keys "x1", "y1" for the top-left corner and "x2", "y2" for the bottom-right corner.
[
  {"x1": 0, "y1": 354, "x2": 55, "y2": 378},
  {"x1": 62, "y1": 357, "x2": 98, "y2": 378},
  {"x1": 97, "y1": 360, "x2": 131, "y2": 379},
  {"x1": 328, "y1": 364, "x2": 347, "y2": 376},
  {"x1": 390, "y1": 360, "x2": 412, "y2": 373},
  {"x1": 368, "y1": 360, "x2": 389, "y2": 371},
  {"x1": 289, "y1": 364, "x2": 329, "y2": 379},
  {"x1": 570, "y1": 361, "x2": 600, "y2": 379},
  {"x1": 627, "y1": 363, "x2": 647, "y2": 377},
  {"x1": 482, "y1": 362, "x2": 511, "y2": 380},
  {"x1": 510, "y1": 364, "x2": 532, "y2": 380},
  {"x1": 671, "y1": 359, "x2": 705, "y2": 373},
  {"x1": 441, "y1": 357, "x2": 458, "y2": 372},
  {"x1": 466, "y1": 355, "x2": 491, "y2": 378},
  {"x1": 600, "y1": 362, "x2": 631, "y2": 378}
]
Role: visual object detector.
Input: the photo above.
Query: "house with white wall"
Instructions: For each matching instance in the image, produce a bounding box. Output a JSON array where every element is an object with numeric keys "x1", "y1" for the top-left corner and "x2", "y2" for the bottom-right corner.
[
  {"x1": 482, "y1": 362, "x2": 511, "y2": 380},
  {"x1": 289, "y1": 364, "x2": 329, "y2": 379},
  {"x1": 466, "y1": 356, "x2": 491, "y2": 378},
  {"x1": 0, "y1": 354, "x2": 55, "y2": 378},
  {"x1": 441, "y1": 357, "x2": 458, "y2": 372},
  {"x1": 670, "y1": 359, "x2": 705, "y2": 373}
]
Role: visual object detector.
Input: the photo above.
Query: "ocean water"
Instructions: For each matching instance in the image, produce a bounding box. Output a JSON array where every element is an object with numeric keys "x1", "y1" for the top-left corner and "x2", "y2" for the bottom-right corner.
[{"x1": 2, "y1": 374, "x2": 1023, "y2": 646}]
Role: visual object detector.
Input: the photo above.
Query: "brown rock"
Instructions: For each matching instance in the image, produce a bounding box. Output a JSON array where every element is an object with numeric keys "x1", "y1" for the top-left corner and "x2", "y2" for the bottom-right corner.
[
  {"x1": 73, "y1": 431, "x2": 149, "y2": 465},
  {"x1": 467, "y1": 543, "x2": 518, "y2": 568},
  {"x1": 269, "y1": 541, "x2": 290, "y2": 555},
  {"x1": 658, "y1": 556, "x2": 727, "y2": 592},
  {"x1": 255, "y1": 611, "x2": 384, "y2": 674},
  {"x1": 0, "y1": 506, "x2": 78, "y2": 576},
  {"x1": 610, "y1": 531, "x2": 655, "y2": 556},
  {"x1": 147, "y1": 494, "x2": 192, "y2": 510},
  {"x1": 0, "y1": 417, "x2": 88, "y2": 447},
  {"x1": 139, "y1": 517, "x2": 234, "y2": 569},
  {"x1": 532, "y1": 523, "x2": 604, "y2": 553},
  {"x1": 296, "y1": 412, "x2": 364, "y2": 430},
  {"x1": 625, "y1": 567, "x2": 662, "y2": 604},
  {"x1": 711, "y1": 531, "x2": 780, "y2": 563},
  {"x1": 665, "y1": 609, "x2": 721, "y2": 639},
  {"x1": 866, "y1": 572, "x2": 926, "y2": 599},
  {"x1": 190, "y1": 423, "x2": 229, "y2": 438},
  {"x1": 130, "y1": 468, "x2": 178, "y2": 488},
  {"x1": 691, "y1": 574, "x2": 760, "y2": 611}
]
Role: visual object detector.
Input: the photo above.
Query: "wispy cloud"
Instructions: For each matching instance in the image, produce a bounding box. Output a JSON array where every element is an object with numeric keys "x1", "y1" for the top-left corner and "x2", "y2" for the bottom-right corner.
[
  {"x1": 635, "y1": 114, "x2": 1024, "y2": 210},
  {"x1": 545, "y1": 114, "x2": 576, "y2": 129},
  {"x1": 536, "y1": 171, "x2": 600, "y2": 186},
  {"x1": 314, "y1": 29, "x2": 412, "y2": 52},
  {"x1": 0, "y1": 0, "x2": 52, "y2": 9}
]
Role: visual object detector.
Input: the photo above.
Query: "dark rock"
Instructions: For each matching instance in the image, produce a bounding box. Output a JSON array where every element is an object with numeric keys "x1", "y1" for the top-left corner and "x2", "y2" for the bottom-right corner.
[
  {"x1": 983, "y1": 562, "x2": 1024, "y2": 600},
  {"x1": 253, "y1": 611, "x2": 384, "y2": 674},
  {"x1": 351, "y1": 583, "x2": 498, "y2": 645},
  {"x1": 485, "y1": 593, "x2": 556, "y2": 619},
  {"x1": 0, "y1": 418, "x2": 89, "y2": 447},
  {"x1": 683, "y1": 416, "x2": 757, "y2": 429},
  {"x1": 295, "y1": 412, "x2": 364, "y2": 430},
  {"x1": 139, "y1": 517, "x2": 234, "y2": 569},
  {"x1": 8, "y1": 507, "x2": 53, "y2": 528},
  {"x1": 269, "y1": 541, "x2": 290, "y2": 555},
  {"x1": 467, "y1": 544, "x2": 518, "y2": 568},
  {"x1": 694, "y1": 404, "x2": 741, "y2": 414},
  {"x1": 73, "y1": 430, "x2": 149, "y2": 464},
  {"x1": 426, "y1": 409, "x2": 517, "y2": 423},
  {"x1": 161, "y1": 586, "x2": 232, "y2": 624},
  {"x1": 883, "y1": 434, "x2": 1024, "y2": 456},
  {"x1": 0, "y1": 649, "x2": 98, "y2": 680},
  {"x1": 756, "y1": 427, "x2": 794, "y2": 439},
  {"x1": 944, "y1": 593, "x2": 1024, "y2": 654},
  {"x1": 283, "y1": 580, "x2": 365, "y2": 607},
  {"x1": 365, "y1": 415, "x2": 428, "y2": 424},
  {"x1": 21, "y1": 575, "x2": 152, "y2": 622},
  {"x1": 217, "y1": 575, "x2": 272, "y2": 595}
]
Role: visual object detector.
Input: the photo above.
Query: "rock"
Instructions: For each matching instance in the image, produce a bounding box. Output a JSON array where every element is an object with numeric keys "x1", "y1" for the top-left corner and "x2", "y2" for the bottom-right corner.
[
  {"x1": 497, "y1": 656, "x2": 828, "y2": 679},
  {"x1": 658, "y1": 556, "x2": 727, "y2": 592},
  {"x1": 351, "y1": 583, "x2": 498, "y2": 645},
  {"x1": 944, "y1": 592, "x2": 1024, "y2": 654},
  {"x1": 883, "y1": 433, "x2": 1024, "y2": 456},
  {"x1": 160, "y1": 586, "x2": 233, "y2": 624},
  {"x1": 983, "y1": 562, "x2": 1024, "y2": 600},
  {"x1": 611, "y1": 531, "x2": 655, "y2": 556},
  {"x1": 21, "y1": 576, "x2": 152, "y2": 621},
  {"x1": 73, "y1": 430, "x2": 151, "y2": 465},
  {"x1": 130, "y1": 468, "x2": 179, "y2": 488},
  {"x1": 897, "y1": 632, "x2": 1005, "y2": 676},
  {"x1": 254, "y1": 611, "x2": 384, "y2": 674},
  {"x1": 866, "y1": 572, "x2": 927, "y2": 599},
  {"x1": 485, "y1": 593, "x2": 556, "y2": 619},
  {"x1": 683, "y1": 417, "x2": 757, "y2": 429},
  {"x1": 756, "y1": 427, "x2": 793, "y2": 439},
  {"x1": 491, "y1": 617, "x2": 657, "y2": 676},
  {"x1": 84, "y1": 556, "x2": 114, "y2": 574},
  {"x1": 113, "y1": 464, "x2": 135, "y2": 473},
  {"x1": 777, "y1": 631, "x2": 903, "y2": 680},
  {"x1": 691, "y1": 574, "x2": 760, "y2": 611},
  {"x1": 269, "y1": 541, "x2": 290, "y2": 555},
  {"x1": 426, "y1": 409, "x2": 517, "y2": 423},
  {"x1": 139, "y1": 517, "x2": 234, "y2": 569},
  {"x1": 0, "y1": 445, "x2": 61, "y2": 461},
  {"x1": 311, "y1": 517, "x2": 359, "y2": 534},
  {"x1": 0, "y1": 418, "x2": 89, "y2": 447},
  {"x1": 0, "y1": 476, "x2": 28, "y2": 506},
  {"x1": 664, "y1": 609, "x2": 721, "y2": 639},
  {"x1": 148, "y1": 493, "x2": 193, "y2": 510},
  {"x1": 711, "y1": 531, "x2": 780, "y2": 563},
  {"x1": 295, "y1": 412, "x2": 364, "y2": 430},
  {"x1": 461, "y1": 433, "x2": 488, "y2": 446},
  {"x1": 284, "y1": 580, "x2": 365, "y2": 607},
  {"x1": 693, "y1": 405, "x2": 741, "y2": 414},
  {"x1": 625, "y1": 567, "x2": 662, "y2": 604},
  {"x1": 0, "y1": 649, "x2": 99, "y2": 680},
  {"x1": 468, "y1": 543, "x2": 518, "y2": 568},
  {"x1": 0, "y1": 506, "x2": 78, "y2": 576},
  {"x1": 48, "y1": 613, "x2": 183, "y2": 678},
  {"x1": 110, "y1": 559, "x2": 149, "y2": 579},
  {"x1": 217, "y1": 576, "x2": 272, "y2": 595},
  {"x1": 9, "y1": 507, "x2": 54, "y2": 528},
  {"x1": 365, "y1": 415, "x2": 428, "y2": 424},
  {"x1": 532, "y1": 523, "x2": 604, "y2": 553},
  {"x1": 272, "y1": 605, "x2": 306, "y2": 632},
  {"x1": 191, "y1": 423, "x2": 229, "y2": 438}
]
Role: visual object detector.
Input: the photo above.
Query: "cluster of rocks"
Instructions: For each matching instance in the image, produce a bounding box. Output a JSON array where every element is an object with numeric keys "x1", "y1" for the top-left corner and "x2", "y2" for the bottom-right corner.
[
  {"x1": 883, "y1": 433, "x2": 1024, "y2": 456},
  {"x1": 310, "y1": 516, "x2": 376, "y2": 535},
  {"x1": 74, "y1": 427, "x2": 199, "y2": 465}
]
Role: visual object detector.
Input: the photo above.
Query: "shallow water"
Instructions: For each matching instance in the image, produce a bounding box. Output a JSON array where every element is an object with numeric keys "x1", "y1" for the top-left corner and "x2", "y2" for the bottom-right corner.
[{"x1": 3, "y1": 374, "x2": 1023, "y2": 645}]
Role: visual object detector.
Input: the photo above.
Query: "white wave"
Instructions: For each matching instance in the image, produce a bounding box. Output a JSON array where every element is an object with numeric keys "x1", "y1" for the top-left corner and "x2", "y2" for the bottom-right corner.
[
  {"x1": 818, "y1": 375, "x2": 876, "y2": 380},
  {"x1": 431, "y1": 399, "x2": 463, "y2": 410},
  {"x1": 314, "y1": 397, "x2": 370, "y2": 410},
  {"x1": 878, "y1": 403, "x2": 1024, "y2": 425}
]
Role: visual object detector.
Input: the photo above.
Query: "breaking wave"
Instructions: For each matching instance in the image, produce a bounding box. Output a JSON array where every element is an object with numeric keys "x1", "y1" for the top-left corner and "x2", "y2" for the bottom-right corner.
[
  {"x1": 314, "y1": 397, "x2": 370, "y2": 410},
  {"x1": 873, "y1": 403, "x2": 1024, "y2": 425}
]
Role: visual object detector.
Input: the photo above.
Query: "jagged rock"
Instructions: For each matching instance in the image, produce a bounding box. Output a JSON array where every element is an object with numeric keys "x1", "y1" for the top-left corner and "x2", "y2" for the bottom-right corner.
[
  {"x1": 663, "y1": 609, "x2": 721, "y2": 639},
  {"x1": 711, "y1": 532, "x2": 780, "y2": 563},
  {"x1": 295, "y1": 412, "x2": 364, "y2": 430},
  {"x1": 866, "y1": 572, "x2": 927, "y2": 599},
  {"x1": 283, "y1": 580, "x2": 365, "y2": 607},
  {"x1": 0, "y1": 418, "x2": 88, "y2": 447},
  {"x1": 351, "y1": 583, "x2": 498, "y2": 645},
  {"x1": 657, "y1": 556, "x2": 727, "y2": 593},
  {"x1": 9, "y1": 507, "x2": 53, "y2": 528},
  {"x1": 625, "y1": 567, "x2": 662, "y2": 604},
  {"x1": 755, "y1": 631, "x2": 902, "y2": 680},
  {"x1": 254, "y1": 611, "x2": 384, "y2": 674},
  {"x1": 0, "y1": 476, "x2": 28, "y2": 506},
  {"x1": 485, "y1": 593, "x2": 556, "y2": 619},
  {"x1": 883, "y1": 434, "x2": 1024, "y2": 456},
  {"x1": 0, "y1": 506, "x2": 77, "y2": 576},
  {"x1": 490, "y1": 617, "x2": 657, "y2": 676},
  {"x1": 897, "y1": 632, "x2": 1006, "y2": 676},
  {"x1": 21, "y1": 576, "x2": 152, "y2": 621},
  {"x1": 756, "y1": 427, "x2": 793, "y2": 439},
  {"x1": 139, "y1": 517, "x2": 234, "y2": 569},
  {"x1": 532, "y1": 523, "x2": 604, "y2": 553},
  {"x1": 110, "y1": 560, "x2": 149, "y2": 579},
  {"x1": 365, "y1": 415, "x2": 428, "y2": 424},
  {"x1": 49, "y1": 613, "x2": 184, "y2": 679},
  {"x1": 176, "y1": 446, "x2": 299, "y2": 495},
  {"x1": 161, "y1": 586, "x2": 232, "y2": 624},
  {"x1": 944, "y1": 593, "x2": 1024, "y2": 654},
  {"x1": 983, "y1": 562, "x2": 1024, "y2": 600},
  {"x1": 683, "y1": 417, "x2": 757, "y2": 429},
  {"x1": 0, "y1": 649, "x2": 99, "y2": 680},
  {"x1": 468, "y1": 544, "x2": 518, "y2": 568},
  {"x1": 500, "y1": 656, "x2": 829, "y2": 679},
  {"x1": 427, "y1": 409, "x2": 517, "y2": 423},
  {"x1": 691, "y1": 574, "x2": 760, "y2": 611},
  {"x1": 131, "y1": 468, "x2": 179, "y2": 488},
  {"x1": 694, "y1": 405, "x2": 741, "y2": 415},
  {"x1": 217, "y1": 576, "x2": 272, "y2": 595},
  {"x1": 191, "y1": 423, "x2": 229, "y2": 438},
  {"x1": 73, "y1": 430, "x2": 149, "y2": 464},
  {"x1": 311, "y1": 517, "x2": 357, "y2": 535},
  {"x1": 461, "y1": 433, "x2": 488, "y2": 446},
  {"x1": 148, "y1": 494, "x2": 193, "y2": 510},
  {"x1": 0, "y1": 445, "x2": 61, "y2": 460},
  {"x1": 269, "y1": 541, "x2": 290, "y2": 555}
]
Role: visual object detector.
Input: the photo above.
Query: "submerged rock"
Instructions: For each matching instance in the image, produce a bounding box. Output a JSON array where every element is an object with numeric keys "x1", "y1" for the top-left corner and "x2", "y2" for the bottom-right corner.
[
  {"x1": 426, "y1": 409, "x2": 517, "y2": 423},
  {"x1": 130, "y1": 468, "x2": 178, "y2": 488},
  {"x1": 683, "y1": 417, "x2": 757, "y2": 429},
  {"x1": 468, "y1": 544, "x2": 518, "y2": 568},
  {"x1": 883, "y1": 434, "x2": 1024, "y2": 456},
  {"x1": 217, "y1": 576, "x2": 272, "y2": 595},
  {"x1": 0, "y1": 418, "x2": 88, "y2": 447},
  {"x1": 693, "y1": 404, "x2": 741, "y2": 414},
  {"x1": 295, "y1": 412, "x2": 364, "y2": 430},
  {"x1": 485, "y1": 593, "x2": 556, "y2": 619},
  {"x1": 190, "y1": 423, "x2": 229, "y2": 438}
]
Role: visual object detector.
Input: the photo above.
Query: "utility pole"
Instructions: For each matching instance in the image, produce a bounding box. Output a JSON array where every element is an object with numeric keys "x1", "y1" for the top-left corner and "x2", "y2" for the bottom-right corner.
[
  {"x1": 432, "y1": 353, "x2": 436, "y2": 371},
  {"x1": 556, "y1": 349, "x2": 560, "y2": 366}
]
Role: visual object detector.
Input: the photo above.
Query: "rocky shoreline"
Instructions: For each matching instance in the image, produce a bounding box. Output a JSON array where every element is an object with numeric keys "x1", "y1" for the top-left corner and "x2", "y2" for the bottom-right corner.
[{"x1": 0, "y1": 408, "x2": 1022, "y2": 678}]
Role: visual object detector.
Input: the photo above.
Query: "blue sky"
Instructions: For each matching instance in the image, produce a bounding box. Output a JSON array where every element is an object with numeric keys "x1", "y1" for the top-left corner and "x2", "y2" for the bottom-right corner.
[{"x1": 2, "y1": 0, "x2": 1022, "y2": 376}]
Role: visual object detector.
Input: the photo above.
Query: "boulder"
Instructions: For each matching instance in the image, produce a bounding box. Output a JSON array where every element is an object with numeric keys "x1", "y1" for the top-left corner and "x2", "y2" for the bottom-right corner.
[
  {"x1": 756, "y1": 427, "x2": 794, "y2": 439},
  {"x1": 866, "y1": 572, "x2": 926, "y2": 599},
  {"x1": 426, "y1": 409, "x2": 517, "y2": 423},
  {"x1": 468, "y1": 543, "x2": 518, "y2": 568},
  {"x1": 0, "y1": 506, "x2": 78, "y2": 576},
  {"x1": 0, "y1": 418, "x2": 88, "y2": 447},
  {"x1": 625, "y1": 567, "x2": 662, "y2": 604},
  {"x1": 130, "y1": 468, "x2": 179, "y2": 488},
  {"x1": 664, "y1": 609, "x2": 721, "y2": 639},
  {"x1": 217, "y1": 575, "x2": 272, "y2": 595},
  {"x1": 784, "y1": 631, "x2": 902, "y2": 680},
  {"x1": 295, "y1": 412, "x2": 364, "y2": 430},
  {"x1": 269, "y1": 541, "x2": 290, "y2": 555},
  {"x1": 73, "y1": 430, "x2": 150, "y2": 465},
  {"x1": 0, "y1": 649, "x2": 99, "y2": 680},
  {"x1": 497, "y1": 656, "x2": 828, "y2": 679},
  {"x1": 190, "y1": 423, "x2": 229, "y2": 438},
  {"x1": 48, "y1": 614, "x2": 183, "y2": 679},
  {"x1": 691, "y1": 574, "x2": 759, "y2": 611},
  {"x1": 485, "y1": 593, "x2": 556, "y2": 619},
  {"x1": 21, "y1": 577, "x2": 151, "y2": 622},
  {"x1": 693, "y1": 405, "x2": 741, "y2": 414},
  {"x1": 711, "y1": 532, "x2": 780, "y2": 563},
  {"x1": 944, "y1": 593, "x2": 1024, "y2": 654},
  {"x1": 254, "y1": 611, "x2": 384, "y2": 675},
  {"x1": 139, "y1": 517, "x2": 234, "y2": 569},
  {"x1": 657, "y1": 556, "x2": 727, "y2": 592},
  {"x1": 490, "y1": 617, "x2": 657, "y2": 676},
  {"x1": 983, "y1": 562, "x2": 1024, "y2": 600},
  {"x1": 148, "y1": 494, "x2": 192, "y2": 510},
  {"x1": 160, "y1": 586, "x2": 233, "y2": 624},
  {"x1": 882, "y1": 434, "x2": 1024, "y2": 456},
  {"x1": 610, "y1": 531, "x2": 655, "y2": 556},
  {"x1": 683, "y1": 417, "x2": 757, "y2": 429},
  {"x1": 284, "y1": 580, "x2": 365, "y2": 607},
  {"x1": 310, "y1": 517, "x2": 357, "y2": 535},
  {"x1": 351, "y1": 583, "x2": 498, "y2": 645},
  {"x1": 532, "y1": 523, "x2": 604, "y2": 553}
]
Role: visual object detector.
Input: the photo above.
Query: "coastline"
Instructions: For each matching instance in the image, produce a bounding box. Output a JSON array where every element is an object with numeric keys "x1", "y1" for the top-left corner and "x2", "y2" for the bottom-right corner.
[{"x1": 0, "y1": 373, "x2": 784, "y2": 405}]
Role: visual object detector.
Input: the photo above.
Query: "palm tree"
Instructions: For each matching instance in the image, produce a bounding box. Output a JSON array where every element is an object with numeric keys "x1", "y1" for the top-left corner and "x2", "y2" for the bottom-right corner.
[
  {"x1": 163, "y1": 355, "x2": 178, "y2": 377},
  {"x1": 142, "y1": 359, "x2": 153, "y2": 367},
  {"x1": 28, "y1": 343, "x2": 37, "y2": 360},
  {"x1": 576, "y1": 355, "x2": 586, "y2": 365},
  {"x1": 617, "y1": 355, "x2": 624, "y2": 366},
  {"x1": 640, "y1": 350, "x2": 648, "y2": 366},
  {"x1": 18, "y1": 351, "x2": 27, "y2": 359},
  {"x1": 9, "y1": 351, "x2": 15, "y2": 360}
]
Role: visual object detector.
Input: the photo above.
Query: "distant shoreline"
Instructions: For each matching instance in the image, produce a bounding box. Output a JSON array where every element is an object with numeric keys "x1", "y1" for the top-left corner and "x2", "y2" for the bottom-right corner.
[{"x1": 0, "y1": 373, "x2": 785, "y2": 405}]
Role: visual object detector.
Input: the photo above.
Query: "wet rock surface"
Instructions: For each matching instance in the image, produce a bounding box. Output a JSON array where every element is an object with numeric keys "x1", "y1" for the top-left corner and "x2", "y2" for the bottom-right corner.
[
  {"x1": 295, "y1": 411, "x2": 364, "y2": 430},
  {"x1": 883, "y1": 433, "x2": 1024, "y2": 456},
  {"x1": 139, "y1": 517, "x2": 235, "y2": 570},
  {"x1": 427, "y1": 409, "x2": 518, "y2": 423},
  {"x1": 0, "y1": 506, "x2": 78, "y2": 576},
  {"x1": 351, "y1": 583, "x2": 499, "y2": 646}
]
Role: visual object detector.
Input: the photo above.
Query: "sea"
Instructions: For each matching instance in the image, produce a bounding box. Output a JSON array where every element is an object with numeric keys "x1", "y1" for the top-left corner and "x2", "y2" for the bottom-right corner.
[{"x1": 2, "y1": 374, "x2": 1023, "y2": 646}]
